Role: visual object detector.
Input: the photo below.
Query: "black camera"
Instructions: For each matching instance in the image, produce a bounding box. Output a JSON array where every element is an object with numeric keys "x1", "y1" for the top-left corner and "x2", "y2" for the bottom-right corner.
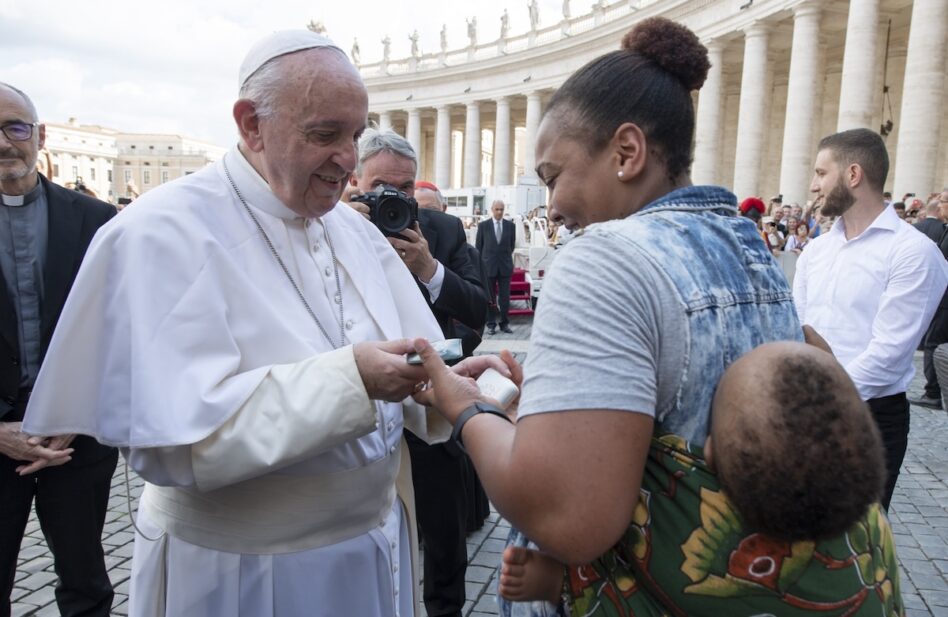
[{"x1": 351, "y1": 185, "x2": 418, "y2": 239}]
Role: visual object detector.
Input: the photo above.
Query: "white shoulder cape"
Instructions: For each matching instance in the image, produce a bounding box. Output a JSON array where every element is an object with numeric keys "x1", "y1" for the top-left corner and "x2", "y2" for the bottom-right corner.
[{"x1": 24, "y1": 158, "x2": 444, "y2": 448}]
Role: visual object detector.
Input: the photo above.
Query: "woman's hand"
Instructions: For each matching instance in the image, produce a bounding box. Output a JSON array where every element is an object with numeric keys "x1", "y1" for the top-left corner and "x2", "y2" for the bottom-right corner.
[{"x1": 410, "y1": 339, "x2": 517, "y2": 424}]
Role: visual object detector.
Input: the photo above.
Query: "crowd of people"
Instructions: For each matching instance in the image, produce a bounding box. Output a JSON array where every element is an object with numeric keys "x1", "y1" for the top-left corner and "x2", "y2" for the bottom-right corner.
[{"x1": 0, "y1": 15, "x2": 946, "y2": 617}]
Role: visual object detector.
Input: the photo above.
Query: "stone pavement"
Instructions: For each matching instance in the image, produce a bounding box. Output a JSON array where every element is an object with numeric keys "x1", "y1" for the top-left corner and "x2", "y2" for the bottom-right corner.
[{"x1": 9, "y1": 314, "x2": 948, "y2": 615}]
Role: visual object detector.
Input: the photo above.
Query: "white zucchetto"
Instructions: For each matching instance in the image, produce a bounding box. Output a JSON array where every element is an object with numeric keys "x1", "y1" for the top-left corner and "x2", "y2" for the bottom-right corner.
[{"x1": 239, "y1": 30, "x2": 344, "y2": 89}]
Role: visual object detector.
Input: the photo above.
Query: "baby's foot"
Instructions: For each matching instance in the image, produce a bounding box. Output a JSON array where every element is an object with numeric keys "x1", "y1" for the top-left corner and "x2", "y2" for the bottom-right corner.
[{"x1": 499, "y1": 545, "x2": 563, "y2": 603}]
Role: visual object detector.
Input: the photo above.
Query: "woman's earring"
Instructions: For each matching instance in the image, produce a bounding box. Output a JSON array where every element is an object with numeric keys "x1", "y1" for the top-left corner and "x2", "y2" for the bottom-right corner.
[{"x1": 617, "y1": 170, "x2": 625, "y2": 179}]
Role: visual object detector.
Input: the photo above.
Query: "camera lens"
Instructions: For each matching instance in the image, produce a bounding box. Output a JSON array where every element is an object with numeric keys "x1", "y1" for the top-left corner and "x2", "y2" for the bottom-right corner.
[{"x1": 376, "y1": 196, "x2": 412, "y2": 234}]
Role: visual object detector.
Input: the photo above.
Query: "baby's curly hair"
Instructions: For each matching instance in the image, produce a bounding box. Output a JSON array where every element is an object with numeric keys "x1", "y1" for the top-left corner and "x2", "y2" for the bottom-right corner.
[
  {"x1": 546, "y1": 17, "x2": 710, "y2": 181},
  {"x1": 713, "y1": 350, "x2": 885, "y2": 541}
]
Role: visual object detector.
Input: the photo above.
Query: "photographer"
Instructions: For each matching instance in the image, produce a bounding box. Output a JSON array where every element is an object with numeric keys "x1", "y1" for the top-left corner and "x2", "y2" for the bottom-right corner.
[
  {"x1": 347, "y1": 128, "x2": 488, "y2": 617},
  {"x1": 762, "y1": 216, "x2": 785, "y2": 253}
]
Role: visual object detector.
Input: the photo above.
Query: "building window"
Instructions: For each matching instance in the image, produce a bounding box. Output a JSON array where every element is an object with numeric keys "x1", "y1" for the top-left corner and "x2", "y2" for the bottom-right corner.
[
  {"x1": 124, "y1": 170, "x2": 132, "y2": 184},
  {"x1": 161, "y1": 162, "x2": 169, "y2": 166},
  {"x1": 71, "y1": 166, "x2": 78, "y2": 180},
  {"x1": 143, "y1": 170, "x2": 151, "y2": 184},
  {"x1": 161, "y1": 171, "x2": 169, "y2": 184},
  {"x1": 107, "y1": 170, "x2": 113, "y2": 182},
  {"x1": 167, "y1": 146, "x2": 173, "y2": 150},
  {"x1": 130, "y1": 145, "x2": 136, "y2": 149},
  {"x1": 89, "y1": 168, "x2": 96, "y2": 181},
  {"x1": 143, "y1": 161, "x2": 151, "y2": 166},
  {"x1": 53, "y1": 164, "x2": 60, "y2": 177},
  {"x1": 149, "y1": 145, "x2": 155, "y2": 150}
]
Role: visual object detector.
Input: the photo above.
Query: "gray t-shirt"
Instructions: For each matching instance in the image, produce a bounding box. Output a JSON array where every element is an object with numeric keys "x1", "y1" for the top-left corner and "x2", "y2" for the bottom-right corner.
[{"x1": 518, "y1": 226, "x2": 686, "y2": 424}]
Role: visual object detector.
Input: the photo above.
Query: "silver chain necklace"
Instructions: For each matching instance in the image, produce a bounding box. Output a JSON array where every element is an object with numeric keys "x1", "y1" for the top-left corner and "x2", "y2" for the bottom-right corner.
[{"x1": 222, "y1": 160, "x2": 346, "y2": 349}]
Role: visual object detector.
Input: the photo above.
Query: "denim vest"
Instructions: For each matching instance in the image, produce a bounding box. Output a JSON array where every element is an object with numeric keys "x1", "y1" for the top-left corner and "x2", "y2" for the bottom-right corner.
[{"x1": 604, "y1": 185, "x2": 802, "y2": 442}]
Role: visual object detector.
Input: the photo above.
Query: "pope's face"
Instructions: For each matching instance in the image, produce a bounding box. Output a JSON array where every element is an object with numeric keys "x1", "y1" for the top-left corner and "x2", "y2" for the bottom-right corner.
[{"x1": 255, "y1": 50, "x2": 368, "y2": 218}]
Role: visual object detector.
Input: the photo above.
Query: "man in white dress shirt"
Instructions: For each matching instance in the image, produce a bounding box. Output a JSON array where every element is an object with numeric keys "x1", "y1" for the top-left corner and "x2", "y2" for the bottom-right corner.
[
  {"x1": 793, "y1": 128, "x2": 948, "y2": 510},
  {"x1": 19, "y1": 31, "x2": 504, "y2": 617}
]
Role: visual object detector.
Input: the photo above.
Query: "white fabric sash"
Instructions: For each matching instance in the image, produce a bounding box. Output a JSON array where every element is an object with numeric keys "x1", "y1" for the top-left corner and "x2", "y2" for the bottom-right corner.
[{"x1": 140, "y1": 446, "x2": 400, "y2": 555}]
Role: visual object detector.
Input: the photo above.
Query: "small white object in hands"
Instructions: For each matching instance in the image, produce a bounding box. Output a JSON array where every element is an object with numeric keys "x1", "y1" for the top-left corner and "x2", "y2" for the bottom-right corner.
[{"x1": 476, "y1": 367, "x2": 519, "y2": 409}]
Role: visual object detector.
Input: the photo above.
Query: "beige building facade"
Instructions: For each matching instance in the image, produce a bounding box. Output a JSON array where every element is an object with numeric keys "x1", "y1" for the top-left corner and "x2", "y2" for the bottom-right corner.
[
  {"x1": 42, "y1": 119, "x2": 118, "y2": 200},
  {"x1": 113, "y1": 134, "x2": 226, "y2": 199},
  {"x1": 42, "y1": 120, "x2": 225, "y2": 201},
  {"x1": 361, "y1": 0, "x2": 948, "y2": 209}
]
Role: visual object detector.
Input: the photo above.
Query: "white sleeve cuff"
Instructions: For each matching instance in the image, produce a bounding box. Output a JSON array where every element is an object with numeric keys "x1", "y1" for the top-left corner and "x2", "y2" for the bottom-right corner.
[{"x1": 420, "y1": 261, "x2": 445, "y2": 303}]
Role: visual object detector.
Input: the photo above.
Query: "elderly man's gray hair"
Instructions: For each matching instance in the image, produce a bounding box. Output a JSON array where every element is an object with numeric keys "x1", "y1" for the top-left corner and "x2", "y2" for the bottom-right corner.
[
  {"x1": 356, "y1": 128, "x2": 417, "y2": 174},
  {"x1": 239, "y1": 58, "x2": 285, "y2": 119},
  {"x1": 0, "y1": 82, "x2": 38, "y2": 122}
]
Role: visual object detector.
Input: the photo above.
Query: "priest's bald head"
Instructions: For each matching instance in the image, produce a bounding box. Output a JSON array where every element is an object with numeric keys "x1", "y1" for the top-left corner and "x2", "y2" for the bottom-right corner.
[{"x1": 233, "y1": 30, "x2": 368, "y2": 218}]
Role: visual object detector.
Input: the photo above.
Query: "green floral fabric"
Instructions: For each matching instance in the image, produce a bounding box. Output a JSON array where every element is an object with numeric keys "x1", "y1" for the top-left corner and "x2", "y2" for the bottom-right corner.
[{"x1": 563, "y1": 434, "x2": 903, "y2": 617}]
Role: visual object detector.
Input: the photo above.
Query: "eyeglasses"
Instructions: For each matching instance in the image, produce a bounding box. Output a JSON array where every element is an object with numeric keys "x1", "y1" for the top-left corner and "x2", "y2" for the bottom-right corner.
[{"x1": 0, "y1": 122, "x2": 39, "y2": 142}]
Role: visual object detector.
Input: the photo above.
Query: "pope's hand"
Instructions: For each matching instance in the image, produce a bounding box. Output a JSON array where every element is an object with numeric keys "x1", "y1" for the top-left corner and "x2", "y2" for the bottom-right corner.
[
  {"x1": 354, "y1": 339, "x2": 430, "y2": 402},
  {"x1": 410, "y1": 338, "x2": 517, "y2": 424}
]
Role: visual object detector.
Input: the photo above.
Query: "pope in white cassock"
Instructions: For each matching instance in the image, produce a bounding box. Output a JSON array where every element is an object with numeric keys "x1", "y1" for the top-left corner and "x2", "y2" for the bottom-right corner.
[{"x1": 21, "y1": 31, "x2": 508, "y2": 617}]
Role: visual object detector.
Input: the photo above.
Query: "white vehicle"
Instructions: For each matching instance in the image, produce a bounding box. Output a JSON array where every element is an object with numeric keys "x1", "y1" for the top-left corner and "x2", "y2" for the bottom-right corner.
[
  {"x1": 442, "y1": 180, "x2": 548, "y2": 219},
  {"x1": 512, "y1": 216, "x2": 558, "y2": 309}
]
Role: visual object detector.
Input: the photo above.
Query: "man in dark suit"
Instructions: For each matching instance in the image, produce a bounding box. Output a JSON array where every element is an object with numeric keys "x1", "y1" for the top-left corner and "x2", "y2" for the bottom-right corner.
[
  {"x1": 914, "y1": 199, "x2": 946, "y2": 243},
  {"x1": 0, "y1": 83, "x2": 117, "y2": 616},
  {"x1": 911, "y1": 189, "x2": 948, "y2": 409},
  {"x1": 349, "y1": 129, "x2": 487, "y2": 617},
  {"x1": 476, "y1": 200, "x2": 516, "y2": 334}
]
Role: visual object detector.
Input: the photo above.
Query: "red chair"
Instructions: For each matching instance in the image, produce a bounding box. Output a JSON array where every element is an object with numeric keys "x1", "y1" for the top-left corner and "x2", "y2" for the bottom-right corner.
[{"x1": 507, "y1": 268, "x2": 533, "y2": 316}]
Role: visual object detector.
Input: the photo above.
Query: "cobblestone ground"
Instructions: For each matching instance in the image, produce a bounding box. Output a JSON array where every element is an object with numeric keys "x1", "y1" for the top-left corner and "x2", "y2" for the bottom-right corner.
[{"x1": 10, "y1": 315, "x2": 948, "y2": 615}]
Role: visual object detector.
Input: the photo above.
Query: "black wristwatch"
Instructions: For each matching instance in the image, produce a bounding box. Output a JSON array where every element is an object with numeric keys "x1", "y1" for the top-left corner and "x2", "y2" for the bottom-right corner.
[{"x1": 451, "y1": 401, "x2": 512, "y2": 453}]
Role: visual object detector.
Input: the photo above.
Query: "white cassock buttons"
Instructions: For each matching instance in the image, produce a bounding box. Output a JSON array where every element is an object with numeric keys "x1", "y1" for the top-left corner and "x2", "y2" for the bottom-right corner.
[
  {"x1": 345, "y1": 319, "x2": 354, "y2": 330},
  {"x1": 325, "y1": 266, "x2": 332, "y2": 277}
]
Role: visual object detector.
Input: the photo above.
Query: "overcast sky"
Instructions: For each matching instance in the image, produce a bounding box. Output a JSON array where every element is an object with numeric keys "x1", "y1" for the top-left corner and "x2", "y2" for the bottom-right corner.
[{"x1": 0, "y1": 0, "x2": 565, "y2": 147}]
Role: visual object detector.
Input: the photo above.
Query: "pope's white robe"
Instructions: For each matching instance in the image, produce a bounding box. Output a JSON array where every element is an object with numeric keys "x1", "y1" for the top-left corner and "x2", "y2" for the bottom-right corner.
[{"x1": 23, "y1": 147, "x2": 449, "y2": 617}]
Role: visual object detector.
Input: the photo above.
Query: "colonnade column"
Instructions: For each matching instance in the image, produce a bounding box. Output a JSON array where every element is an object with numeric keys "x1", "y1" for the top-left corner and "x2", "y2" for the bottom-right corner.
[
  {"x1": 378, "y1": 111, "x2": 393, "y2": 132},
  {"x1": 435, "y1": 105, "x2": 452, "y2": 188},
  {"x1": 523, "y1": 92, "x2": 542, "y2": 179},
  {"x1": 493, "y1": 97, "x2": 512, "y2": 186},
  {"x1": 893, "y1": 0, "x2": 948, "y2": 196},
  {"x1": 732, "y1": 23, "x2": 771, "y2": 199},
  {"x1": 779, "y1": 3, "x2": 822, "y2": 205},
  {"x1": 406, "y1": 109, "x2": 422, "y2": 160},
  {"x1": 463, "y1": 102, "x2": 482, "y2": 187},
  {"x1": 837, "y1": 0, "x2": 880, "y2": 130},
  {"x1": 692, "y1": 41, "x2": 724, "y2": 186}
]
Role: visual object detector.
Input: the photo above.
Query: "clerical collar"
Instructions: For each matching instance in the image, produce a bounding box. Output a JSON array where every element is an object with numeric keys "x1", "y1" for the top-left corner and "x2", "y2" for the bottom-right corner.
[{"x1": 1, "y1": 180, "x2": 43, "y2": 208}]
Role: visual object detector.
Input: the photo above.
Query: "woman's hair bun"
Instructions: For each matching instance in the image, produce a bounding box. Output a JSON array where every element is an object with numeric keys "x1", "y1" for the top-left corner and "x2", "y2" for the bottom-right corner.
[{"x1": 621, "y1": 17, "x2": 711, "y2": 91}]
